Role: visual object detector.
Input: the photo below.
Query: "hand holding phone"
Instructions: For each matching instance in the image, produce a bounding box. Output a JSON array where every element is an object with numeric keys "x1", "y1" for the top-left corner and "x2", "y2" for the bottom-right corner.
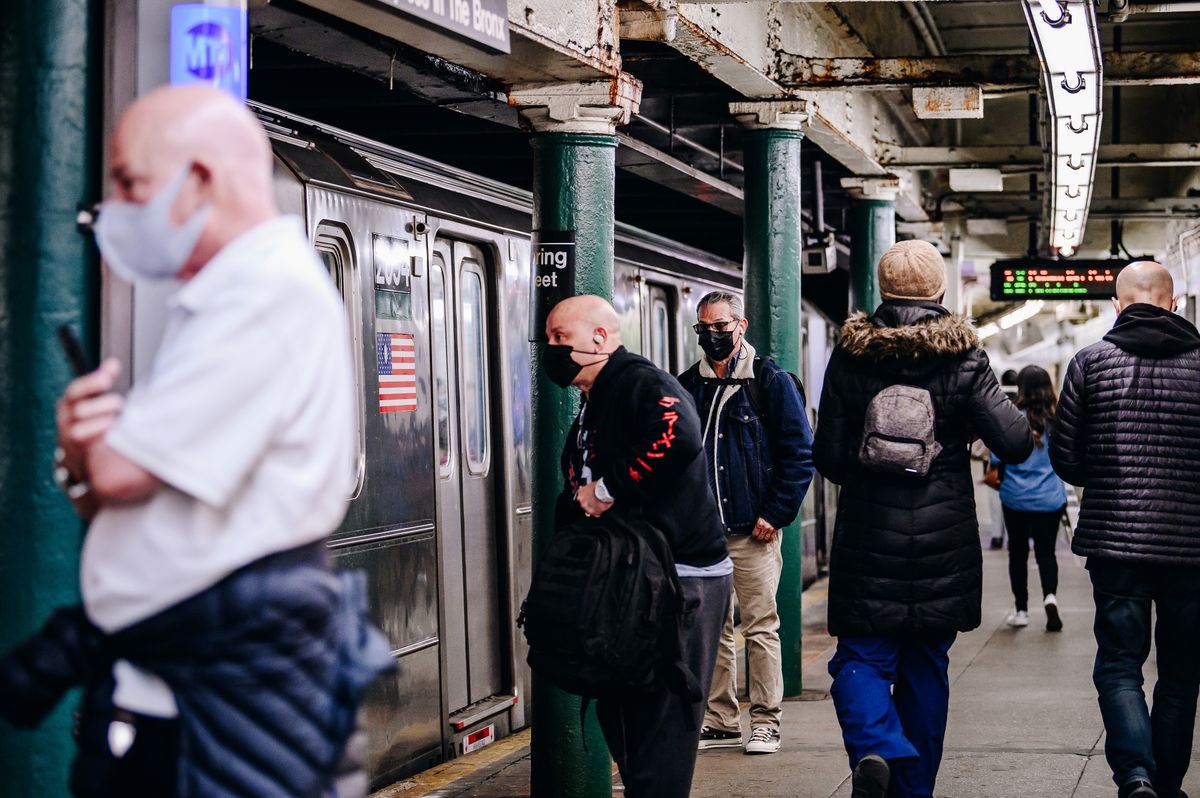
[{"x1": 57, "y1": 324, "x2": 94, "y2": 376}]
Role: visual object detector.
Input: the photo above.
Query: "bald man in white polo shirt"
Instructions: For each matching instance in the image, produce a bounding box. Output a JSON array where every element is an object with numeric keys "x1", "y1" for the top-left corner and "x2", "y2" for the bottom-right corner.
[{"x1": 3, "y1": 86, "x2": 390, "y2": 797}]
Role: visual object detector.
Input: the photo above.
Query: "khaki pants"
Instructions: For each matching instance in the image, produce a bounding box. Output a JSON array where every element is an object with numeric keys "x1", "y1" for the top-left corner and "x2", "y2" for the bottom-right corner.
[{"x1": 703, "y1": 533, "x2": 784, "y2": 732}]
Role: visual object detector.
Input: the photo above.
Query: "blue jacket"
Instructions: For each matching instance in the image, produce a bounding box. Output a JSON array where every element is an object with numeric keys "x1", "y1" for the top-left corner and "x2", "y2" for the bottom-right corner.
[
  {"x1": 679, "y1": 340, "x2": 815, "y2": 535},
  {"x1": 991, "y1": 423, "x2": 1067, "y2": 513},
  {"x1": 0, "y1": 542, "x2": 395, "y2": 798}
]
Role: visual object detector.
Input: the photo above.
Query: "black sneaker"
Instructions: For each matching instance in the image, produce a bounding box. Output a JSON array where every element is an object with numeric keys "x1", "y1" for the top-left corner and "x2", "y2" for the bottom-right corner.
[
  {"x1": 1118, "y1": 779, "x2": 1158, "y2": 798},
  {"x1": 698, "y1": 726, "x2": 741, "y2": 750},
  {"x1": 1044, "y1": 594, "x2": 1063, "y2": 632},
  {"x1": 851, "y1": 754, "x2": 890, "y2": 798},
  {"x1": 989, "y1": 536, "x2": 1004, "y2": 550}
]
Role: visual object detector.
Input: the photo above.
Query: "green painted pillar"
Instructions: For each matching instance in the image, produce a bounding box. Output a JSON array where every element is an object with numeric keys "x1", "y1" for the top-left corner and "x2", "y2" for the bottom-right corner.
[
  {"x1": 527, "y1": 127, "x2": 618, "y2": 797},
  {"x1": 734, "y1": 103, "x2": 806, "y2": 697},
  {"x1": 842, "y1": 179, "x2": 900, "y2": 314},
  {"x1": 0, "y1": 0, "x2": 100, "y2": 795}
]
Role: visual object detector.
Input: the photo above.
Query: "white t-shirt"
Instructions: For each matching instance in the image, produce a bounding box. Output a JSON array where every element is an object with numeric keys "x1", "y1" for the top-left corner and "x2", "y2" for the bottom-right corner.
[{"x1": 81, "y1": 216, "x2": 356, "y2": 633}]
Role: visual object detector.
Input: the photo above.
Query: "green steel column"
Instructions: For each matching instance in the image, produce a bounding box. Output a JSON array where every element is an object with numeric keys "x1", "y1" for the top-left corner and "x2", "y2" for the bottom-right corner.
[
  {"x1": 0, "y1": 0, "x2": 100, "y2": 795},
  {"x1": 529, "y1": 133, "x2": 616, "y2": 798},
  {"x1": 848, "y1": 199, "x2": 896, "y2": 313},
  {"x1": 742, "y1": 128, "x2": 806, "y2": 697}
]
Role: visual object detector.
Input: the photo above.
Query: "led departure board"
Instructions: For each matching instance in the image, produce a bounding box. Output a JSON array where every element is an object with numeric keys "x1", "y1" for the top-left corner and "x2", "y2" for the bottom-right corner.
[{"x1": 990, "y1": 259, "x2": 1128, "y2": 301}]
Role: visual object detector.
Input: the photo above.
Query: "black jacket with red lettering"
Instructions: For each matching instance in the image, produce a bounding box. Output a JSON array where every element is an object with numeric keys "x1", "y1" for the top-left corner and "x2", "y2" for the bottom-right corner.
[{"x1": 558, "y1": 346, "x2": 727, "y2": 567}]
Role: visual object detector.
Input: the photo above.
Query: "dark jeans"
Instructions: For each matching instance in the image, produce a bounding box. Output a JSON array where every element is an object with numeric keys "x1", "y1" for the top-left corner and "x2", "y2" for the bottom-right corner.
[
  {"x1": 1003, "y1": 505, "x2": 1063, "y2": 611},
  {"x1": 828, "y1": 633, "x2": 957, "y2": 798},
  {"x1": 1090, "y1": 559, "x2": 1200, "y2": 796},
  {"x1": 75, "y1": 708, "x2": 180, "y2": 798},
  {"x1": 596, "y1": 573, "x2": 731, "y2": 798}
]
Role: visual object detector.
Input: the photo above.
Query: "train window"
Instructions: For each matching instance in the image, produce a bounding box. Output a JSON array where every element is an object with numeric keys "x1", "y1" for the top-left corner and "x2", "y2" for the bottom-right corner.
[
  {"x1": 460, "y1": 264, "x2": 490, "y2": 476},
  {"x1": 314, "y1": 224, "x2": 366, "y2": 500},
  {"x1": 430, "y1": 256, "x2": 454, "y2": 479},
  {"x1": 647, "y1": 284, "x2": 674, "y2": 372}
]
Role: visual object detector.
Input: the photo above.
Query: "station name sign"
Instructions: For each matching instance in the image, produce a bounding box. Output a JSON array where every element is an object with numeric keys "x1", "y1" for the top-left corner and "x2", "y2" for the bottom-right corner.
[
  {"x1": 529, "y1": 230, "x2": 576, "y2": 342},
  {"x1": 990, "y1": 259, "x2": 1130, "y2": 301},
  {"x1": 371, "y1": 0, "x2": 510, "y2": 54}
]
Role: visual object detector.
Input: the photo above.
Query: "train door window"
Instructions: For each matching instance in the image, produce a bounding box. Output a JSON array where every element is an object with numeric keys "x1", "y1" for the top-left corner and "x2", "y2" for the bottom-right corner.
[
  {"x1": 460, "y1": 262, "x2": 490, "y2": 476},
  {"x1": 314, "y1": 223, "x2": 366, "y2": 499},
  {"x1": 647, "y1": 283, "x2": 675, "y2": 373},
  {"x1": 430, "y1": 253, "x2": 454, "y2": 480}
]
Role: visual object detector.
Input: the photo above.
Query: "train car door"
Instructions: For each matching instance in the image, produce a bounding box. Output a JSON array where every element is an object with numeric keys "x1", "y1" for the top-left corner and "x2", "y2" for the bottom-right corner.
[
  {"x1": 645, "y1": 281, "x2": 678, "y2": 373},
  {"x1": 431, "y1": 238, "x2": 505, "y2": 722}
]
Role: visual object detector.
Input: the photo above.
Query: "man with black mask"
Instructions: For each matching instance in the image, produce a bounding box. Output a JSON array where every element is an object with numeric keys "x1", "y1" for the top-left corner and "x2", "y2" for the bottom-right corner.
[
  {"x1": 544, "y1": 294, "x2": 730, "y2": 798},
  {"x1": 678, "y1": 291, "x2": 814, "y2": 755}
]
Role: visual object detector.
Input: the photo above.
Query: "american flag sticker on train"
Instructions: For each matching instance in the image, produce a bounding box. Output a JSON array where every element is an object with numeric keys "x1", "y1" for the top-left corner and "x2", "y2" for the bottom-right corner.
[{"x1": 377, "y1": 332, "x2": 418, "y2": 413}]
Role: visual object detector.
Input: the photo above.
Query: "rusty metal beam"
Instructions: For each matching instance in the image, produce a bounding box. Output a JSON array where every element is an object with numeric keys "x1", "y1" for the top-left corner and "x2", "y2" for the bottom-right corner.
[
  {"x1": 879, "y1": 142, "x2": 1200, "y2": 170},
  {"x1": 777, "y1": 49, "x2": 1200, "y2": 90}
]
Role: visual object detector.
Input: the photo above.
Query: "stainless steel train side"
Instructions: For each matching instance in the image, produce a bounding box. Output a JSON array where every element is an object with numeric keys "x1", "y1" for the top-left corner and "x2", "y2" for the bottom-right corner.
[{"x1": 254, "y1": 104, "x2": 828, "y2": 786}]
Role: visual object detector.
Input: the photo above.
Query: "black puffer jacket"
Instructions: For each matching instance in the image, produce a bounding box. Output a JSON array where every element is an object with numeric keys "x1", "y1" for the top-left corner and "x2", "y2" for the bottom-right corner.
[
  {"x1": 814, "y1": 302, "x2": 1033, "y2": 637},
  {"x1": 1051, "y1": 303, "x2": 1200, "y2": 565}
]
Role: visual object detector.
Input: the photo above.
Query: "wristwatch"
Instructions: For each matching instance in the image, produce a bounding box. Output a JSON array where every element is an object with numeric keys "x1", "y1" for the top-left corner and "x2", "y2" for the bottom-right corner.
[
  {"x1": 594, "y1": 478, "x2": 615, "y2": 504},
  {"x1": 53, "y1": 446, "x2": 92, "y2": 501}
]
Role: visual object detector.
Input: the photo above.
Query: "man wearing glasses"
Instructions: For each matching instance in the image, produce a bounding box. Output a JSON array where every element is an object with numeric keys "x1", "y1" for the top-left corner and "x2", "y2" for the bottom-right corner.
[{"x1": 679, "y1": 291, "x2": 815, "y2": 755}]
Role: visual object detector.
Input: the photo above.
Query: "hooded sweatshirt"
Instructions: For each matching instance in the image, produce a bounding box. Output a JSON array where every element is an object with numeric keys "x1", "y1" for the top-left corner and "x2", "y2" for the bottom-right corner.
[
  {"x1": 1051, "y1": 303, "x2": 1200, "y2": 566},
  {"x1": 814, "y1": 301, "x2": 1032, "y2": 637}
]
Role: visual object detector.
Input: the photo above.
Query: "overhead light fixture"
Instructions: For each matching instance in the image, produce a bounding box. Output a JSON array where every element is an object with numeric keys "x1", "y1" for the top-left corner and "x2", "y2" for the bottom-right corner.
[
  {"x1": 999, "y1": 300, "x2": 1046, "y2": 330},
  {"x1": 978, "y1": 322, "x2": 1000, "y2": 340},
  {"x1": 1022, "y1": 0, "x2": 1103, "y2": 258}
]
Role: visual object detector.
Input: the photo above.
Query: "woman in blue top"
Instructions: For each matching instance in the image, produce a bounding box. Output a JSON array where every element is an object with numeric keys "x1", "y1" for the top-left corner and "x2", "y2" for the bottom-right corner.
[{"x1": 993, "y1": 366, "x2": 1068, "y2": 631}]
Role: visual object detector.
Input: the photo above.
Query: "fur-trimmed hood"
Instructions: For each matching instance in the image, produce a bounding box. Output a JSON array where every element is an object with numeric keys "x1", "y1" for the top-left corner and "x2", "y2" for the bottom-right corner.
[{"x1": 840, "y1": 301, "x2": 979, "y2": 373}]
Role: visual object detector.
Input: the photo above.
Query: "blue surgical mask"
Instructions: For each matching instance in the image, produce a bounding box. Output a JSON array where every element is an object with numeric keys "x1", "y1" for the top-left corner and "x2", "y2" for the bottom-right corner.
[{"x1": 93, "y1": 165, "x2": 211, "y2": 282}]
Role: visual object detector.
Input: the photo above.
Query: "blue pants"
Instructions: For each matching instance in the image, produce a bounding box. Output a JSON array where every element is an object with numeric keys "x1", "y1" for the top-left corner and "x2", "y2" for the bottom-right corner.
[
  {"x1": 1090, "y1": 559, "x2": 1200, "y2": 797},
  {"x1": 829, "y1": 633, "x2": 957, "y2": 798}
]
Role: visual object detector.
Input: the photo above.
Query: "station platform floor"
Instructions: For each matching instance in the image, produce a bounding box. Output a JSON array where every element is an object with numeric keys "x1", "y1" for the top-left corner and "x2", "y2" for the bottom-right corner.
[{"x1": 374, "y1": 492, "x2": 1200, "y2": 798}]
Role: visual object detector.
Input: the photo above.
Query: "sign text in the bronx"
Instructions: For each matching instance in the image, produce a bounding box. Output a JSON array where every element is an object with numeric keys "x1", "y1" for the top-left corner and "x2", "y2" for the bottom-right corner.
[{"x1": 372, "y1": 0, "x2": 510, "y2": 54}]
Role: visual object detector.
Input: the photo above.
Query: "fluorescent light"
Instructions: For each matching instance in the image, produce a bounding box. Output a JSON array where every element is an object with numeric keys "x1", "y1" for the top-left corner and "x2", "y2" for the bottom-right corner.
[
  {"x1": 1022, "y1": 0, "x2": 1102, "y2": 258},
  {"x1": 999, "y1": 300, "x2": 1046, "y2": 330},
  {"x1": 978, "y1": 322, "x2": 1000, "y2": 340}
]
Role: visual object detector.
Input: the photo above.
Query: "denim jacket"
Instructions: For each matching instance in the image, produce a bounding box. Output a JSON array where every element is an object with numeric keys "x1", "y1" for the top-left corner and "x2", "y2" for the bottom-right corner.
[{"x1": 679, "y1": 339, "x2": 815, "y2": 535}]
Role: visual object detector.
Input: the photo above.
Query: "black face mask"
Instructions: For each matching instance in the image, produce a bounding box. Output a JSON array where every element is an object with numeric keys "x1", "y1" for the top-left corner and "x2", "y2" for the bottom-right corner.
[
  {"x1": 542, "y1": 344, "x2": 608, "y2": 388},
  {"x1": 697, "y1": 330, "x2": 736, "y2": 362}
]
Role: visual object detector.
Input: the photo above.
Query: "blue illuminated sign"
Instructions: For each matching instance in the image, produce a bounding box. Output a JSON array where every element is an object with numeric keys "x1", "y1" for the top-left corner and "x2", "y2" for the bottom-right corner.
[{"x1": 169, "y1": 4, "x2": 248, "y2": 100}]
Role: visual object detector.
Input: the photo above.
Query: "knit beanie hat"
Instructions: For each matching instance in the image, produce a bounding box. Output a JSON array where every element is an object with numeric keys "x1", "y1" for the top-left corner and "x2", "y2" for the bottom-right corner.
[{"x1": 878, "y1": 240, "x2": 947, "y2": 301}]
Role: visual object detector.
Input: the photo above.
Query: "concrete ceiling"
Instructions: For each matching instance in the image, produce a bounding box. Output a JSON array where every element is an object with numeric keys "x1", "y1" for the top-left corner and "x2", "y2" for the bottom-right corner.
[{"x1": 246, "y1": 0, "x2": 1200, "y2": 328}]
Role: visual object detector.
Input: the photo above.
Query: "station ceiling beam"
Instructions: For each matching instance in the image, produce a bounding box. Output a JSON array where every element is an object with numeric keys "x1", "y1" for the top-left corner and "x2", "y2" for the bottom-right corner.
[
  {"x1": 776, "y1": 49, "x2": 1200, "y2": 90},
  {"x1": 880, "y1": 143, "x2": 1200, "y2": 170}
]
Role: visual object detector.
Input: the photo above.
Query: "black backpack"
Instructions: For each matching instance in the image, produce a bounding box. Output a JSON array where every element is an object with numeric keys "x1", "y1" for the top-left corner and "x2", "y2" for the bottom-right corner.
[{"x1": 517, "y1": 509, "x2": 698, "y2": 702}]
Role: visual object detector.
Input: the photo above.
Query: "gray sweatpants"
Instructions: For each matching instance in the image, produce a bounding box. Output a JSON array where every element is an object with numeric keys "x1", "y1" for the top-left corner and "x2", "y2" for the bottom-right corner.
[{"x1": 596, "y1": 573, "x2": 732, "y2": 798}]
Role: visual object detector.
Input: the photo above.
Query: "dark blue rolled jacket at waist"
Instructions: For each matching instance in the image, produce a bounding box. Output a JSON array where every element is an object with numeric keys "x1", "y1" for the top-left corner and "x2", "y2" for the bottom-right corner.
[{"x1": 0, "y1": 541, "x2": 395, "y2": 798}]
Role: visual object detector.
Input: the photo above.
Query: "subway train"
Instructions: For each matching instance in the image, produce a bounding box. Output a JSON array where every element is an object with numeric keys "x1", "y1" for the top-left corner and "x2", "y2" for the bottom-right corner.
[{"x1": 249, "y1": 103, "x2": 832, "y2": 786}]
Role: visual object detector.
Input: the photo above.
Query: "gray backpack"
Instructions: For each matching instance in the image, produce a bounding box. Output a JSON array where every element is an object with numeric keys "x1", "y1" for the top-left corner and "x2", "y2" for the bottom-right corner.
[{"x1": 858, "y1": 385, "x2": 943, "y2": 477}]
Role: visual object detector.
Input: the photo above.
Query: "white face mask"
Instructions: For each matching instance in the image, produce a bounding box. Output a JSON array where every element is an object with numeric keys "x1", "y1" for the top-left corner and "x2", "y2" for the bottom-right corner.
[{"x1": 93, "y1": 165, "x2": 211, "y2": 283}]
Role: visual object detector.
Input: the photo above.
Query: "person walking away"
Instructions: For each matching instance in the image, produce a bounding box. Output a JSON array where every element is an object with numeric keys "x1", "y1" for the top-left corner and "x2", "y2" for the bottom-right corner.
[
  {"x1": 0, "y1": 86, "x2": 392, "y2": 797},
  {"x1": 1051, "y1": 261, "x2": 1200, "y2": 798},
  {"x1": 678, "y1": 290, "x2": 814, "y2": 755},
  {"x1": 814, "y1": 240, "x2": 1033, "y2": 798},
  {"x1": 544, "y1": 295, "x2": 731, "y2": 798},
  {"x1": 997, "y1": 365, "x2": 1068, "y2": 631}
]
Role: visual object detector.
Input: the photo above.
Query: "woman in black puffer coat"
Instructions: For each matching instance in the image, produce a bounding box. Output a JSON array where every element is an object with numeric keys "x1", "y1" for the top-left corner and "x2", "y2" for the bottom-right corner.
[
  {"x1": 813, "y1": 241, "x2": 1032, "y2": 798},
  {"x1": 816, "y1": 303, "x2": 1033, "y2": 636}
]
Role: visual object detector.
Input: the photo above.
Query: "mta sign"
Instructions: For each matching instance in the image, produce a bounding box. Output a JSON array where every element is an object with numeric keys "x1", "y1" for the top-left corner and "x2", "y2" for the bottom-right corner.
[{"x1": 170, "y1": 4, "x2": 247, "y2": 100}]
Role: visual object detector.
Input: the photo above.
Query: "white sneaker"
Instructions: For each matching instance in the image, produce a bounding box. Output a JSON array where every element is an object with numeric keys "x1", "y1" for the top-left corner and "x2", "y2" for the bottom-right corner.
[
  {"x1": 1044, "y1": 594, "x2": 1063, "y2": 632},
  {"x1": 1006, "y1": 609, "x2": 1029, "y2": 627},
  {"x1": 744, "y1": 726, "x2": 781, "y2": 754}
]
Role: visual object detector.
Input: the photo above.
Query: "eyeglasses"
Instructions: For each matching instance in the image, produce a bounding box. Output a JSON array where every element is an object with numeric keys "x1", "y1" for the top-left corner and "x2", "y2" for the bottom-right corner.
[{"x1": 692, "y1": 320, "x2": 738, "y2": 334}]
